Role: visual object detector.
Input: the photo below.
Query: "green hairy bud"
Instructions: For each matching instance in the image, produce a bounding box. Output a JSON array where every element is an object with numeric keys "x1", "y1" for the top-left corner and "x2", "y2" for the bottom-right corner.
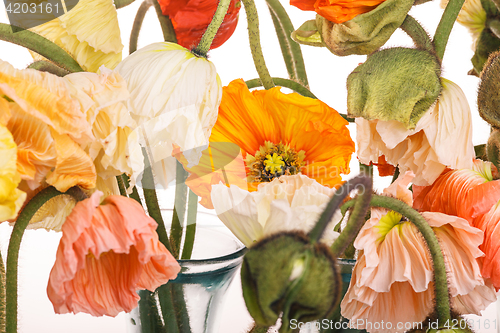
[
  {"x1": 347, "y1": 47, "x2": 442, "y2": 129},
  {"x1": 478, "y1": 51, "x2": 500, "y2": 128}
]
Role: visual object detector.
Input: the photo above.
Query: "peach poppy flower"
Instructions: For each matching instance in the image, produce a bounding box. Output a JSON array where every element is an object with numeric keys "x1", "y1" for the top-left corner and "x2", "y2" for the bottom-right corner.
[
  {"x1": 413, "y1": 159, "x2": 500, "y2": 225},
  {"x1": 290, "y1": 0, "x2": 386, "y2": 24},
  {"x1": 0, "y1": 60, "x2": 96, "y2": 192},
  {"x1": 475, "y1": 201, "x2": 500, "y2": 289},
  {"x1": 47, "y1": 191, "x2": 180, "y2": 317},
  {"x1": 340, "y1": 172, "x2": 497, "y2": 333},
  {"x1": 356, "y1": 78, "x2": 474, "y2": 186},
  {"x1": 183, "y1": 79, "x2": 354, "y2": 208}
]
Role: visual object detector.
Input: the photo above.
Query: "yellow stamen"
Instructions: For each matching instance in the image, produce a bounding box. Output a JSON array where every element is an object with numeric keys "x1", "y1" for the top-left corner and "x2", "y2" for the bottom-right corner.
[{"x1": 264, "y1": 153, "x2": 285, "y2": 174}]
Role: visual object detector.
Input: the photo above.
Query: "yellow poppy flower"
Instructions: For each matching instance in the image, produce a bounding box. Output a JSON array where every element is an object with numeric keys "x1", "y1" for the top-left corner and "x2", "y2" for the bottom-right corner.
[{"x1": 30, "y1": 0, "x2": 122, "y2": 72}]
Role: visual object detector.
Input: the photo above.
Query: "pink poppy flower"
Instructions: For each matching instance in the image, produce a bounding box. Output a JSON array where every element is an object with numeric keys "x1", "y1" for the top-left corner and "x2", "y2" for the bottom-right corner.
[{"x1": 47, "y1": 191, "x2": 180, "y2": 317}]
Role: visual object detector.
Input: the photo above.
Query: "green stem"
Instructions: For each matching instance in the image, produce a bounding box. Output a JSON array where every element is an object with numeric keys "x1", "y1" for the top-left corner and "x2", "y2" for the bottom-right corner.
[
  {"x1": 170, "y1": 284, "x2": 191, "y2": 333},
  {"x1": 0, "y1": 252, "x2": 5, "y2": 333},
  {"x1": 151, "y1": 0, "x2": 177, "y2": 43},
  {"x1": 340, "y1": 195, "x2": 452, "y2": 324},
  {"x1": 137, "y1": 290, "x2": 164, "y2": 332},
  {"x1": 27, "y1": 61, "x2": 70, "y2": 77},
  {"x1": 114, "y1": 0, "x2": 135, "y2": 8},
  {"x1": 488, "y1": 19, "x2": 500, "y2": 39},
  {"x1": 359, "y1": 163, "x2": 373, "y2": 177},
  {"x1": 244, "y1": 77, "x2": 354, "y2": 122},
  {"x1": 0, "y1": 24, "x2": 83, "y2": 73},
  {"x1": 5, "y1": 186, "x2": 86, "y2": 333},
  {"x1": 414, "y1": 0, "x2": 433, "y2": 4},
  {"x1": 309, "y1": 175, "x2": 372, "y2": 244},
  {"x1": 170, "y1": 161, "x2": 189, "y2": 259},
  {"x1": 249, "y1": 325, "x2": 270, "y2": 333},
  {"x1": 129, "y1": 0, "x2": 152, "y2": 54},
  {"x1": 116, "y1": 175, "x2": 127, "y2": 196},
  {"x1": 245, "y1": 77, "x2": 316, "y2": 98},
  {"x1": 330, "y1": 179, "x2": 373, "y2": 257},
  {"x1": 433, "y1": 0, "x2": 466, "y2": 61},
  {"x1": 241, "y1": 0, "x2": 275, "y2": 90},
  {"x1": 265, "y1": 0, "x2": 309, "y2": 87},
  {"x1": 400, "y1": 15, "x2": 434, "y2": 52},
  {"x1": 141, "y1": 150, "x2": 173, "y2": 253},
  {"x1": 391, "y1": 166, "x2": 400, "y2": 184},
  {"x1": 180, "y1": 190, "x2": 198, "y2": 260},
  {"x1": 122, "y1": 174, "x2": 142, "y2": 204},
  {"x1": 193, "y1": 0, "x2": 232, "y2": 57},
  {"x1": 157, "y1": 284, "x2": 180, "y2": 333}
]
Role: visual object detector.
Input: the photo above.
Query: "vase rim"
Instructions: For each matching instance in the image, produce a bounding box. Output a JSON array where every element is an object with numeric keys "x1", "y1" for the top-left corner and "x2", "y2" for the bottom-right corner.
[{"x1": 177, "y1": 246, "x2": 248, "y2": 265}]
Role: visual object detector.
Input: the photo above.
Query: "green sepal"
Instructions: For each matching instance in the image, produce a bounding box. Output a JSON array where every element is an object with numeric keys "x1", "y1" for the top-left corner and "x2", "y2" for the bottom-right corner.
[
  {"x1": 241, "y1": 232, "x2": 341, "y2": 330},
  {"x1": 291, "y1": 20, "x2": 324, "y2": 47},
  {"x1": 471, "y1": 29, "x2": 500, "y2": 75},
  {"x1": 347, "y1": 47, "x2": 442, "y2": 129},
  {"x1": 316, "y1": 0, "x2": 414, "y2": 56}
]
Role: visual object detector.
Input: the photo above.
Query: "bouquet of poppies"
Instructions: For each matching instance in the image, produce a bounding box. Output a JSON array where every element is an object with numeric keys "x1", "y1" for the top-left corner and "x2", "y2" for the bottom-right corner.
[{"x1": 1, "y1": 0, "x2": 500, "y2": 332}]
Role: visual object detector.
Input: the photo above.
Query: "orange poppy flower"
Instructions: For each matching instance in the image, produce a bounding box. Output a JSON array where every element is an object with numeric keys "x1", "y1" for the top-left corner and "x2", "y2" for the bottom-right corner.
[
  {"x1": 159, "y1": 0, "x2": 241, "y2": 50},
  {"x1": 413, "y1": 159, "x2": 500, "y2": 224},
  {"x1": 47, "y1": 191, "x2": 180, "y2": 317},
  {"x1": 475, "y1": 201, "x2": 500, "y2": 290},
  {"x1": 290, "y1": 0, "x2": 387, "y2": 24},
  {"x1": 180, "y1": 79, "x2": 355, "y2": 208}
]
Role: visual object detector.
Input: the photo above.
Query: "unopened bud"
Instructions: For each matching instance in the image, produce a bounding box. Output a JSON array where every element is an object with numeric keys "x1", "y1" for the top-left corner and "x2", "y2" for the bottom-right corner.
[
  {"x1": 347, "y1": 47, "x2": 441, "y2": 129},
  {"x1": 315, "y1": 0, "x2": 413, "y2": 56},
  {"x1": 478, "y1": 51, "x2": 500, "y2": 128},
  {"x1": 241, "y1": 232, "x2": 341, "y2": 328},
  {"x1": 487, "y1": 128, "x2": 500, "y2": 171}
]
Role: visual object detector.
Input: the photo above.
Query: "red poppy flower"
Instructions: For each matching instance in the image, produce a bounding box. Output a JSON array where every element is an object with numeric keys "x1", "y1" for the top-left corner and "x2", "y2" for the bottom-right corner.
[{"x1": 159, "y1": 0, "x2": 241, "y2": 50}]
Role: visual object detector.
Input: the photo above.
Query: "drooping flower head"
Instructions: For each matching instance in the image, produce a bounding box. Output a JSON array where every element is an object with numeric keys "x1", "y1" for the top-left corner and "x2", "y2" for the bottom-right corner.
[
  {"x1": 341, "y1": 172, "x2": 497, "y2": 332},
  {"x1": 211, "y1": 174, "x2": 340, "y2": 247},
  {"x1": 47, "y1": 191, "x2": 180, "y2": 317},
  {"x1": 159, "y1": 0, "x2": 241, "y2": 50},
  {"x1": 290, "y1": 0, "x2": 387, "y2": 24},
  {"x1": 30, "y1": 0, "x2": 123, "y2": 72},
  {"x1": 115, "y1": 42, "x2": 222, "y2": 187},
  {"x1": 182, "y1": 79, "x2": 355, "y2": 208},
  {"x1": 356, "y1": 78, "x2": 474, "y2": 186}
]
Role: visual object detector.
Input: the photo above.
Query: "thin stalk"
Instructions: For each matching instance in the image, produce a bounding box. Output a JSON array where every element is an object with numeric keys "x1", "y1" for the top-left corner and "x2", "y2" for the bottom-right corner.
[
  {"x1": 170, "y1": 284, "x2": 191, "y2": 333},
  {"x1": 141, "y1": 150, "x2": 172, "y2": 253},
  {"x1": 329, "y1": 179, "x2": 373, "y2": 257},
  {"x1": 170, "y1": 161, "x2": 189, "y2": 259},
  {"x1": 245, "y1": 78, "x2": 354, "y2": 122},
  {"x1": 150, "y1": 0, "x2": 177, "y2": 43},
  {"x1": 27, "y1": 61, "x2": 70, "y2": 77},
  {"x1": 137, "y1": 290, "x2": 164, "y2": 333},
  {"x1": 241, "y1": 0, "x2": 275, "y2": 89},
  {"x1": 193, "y1": 0, "x2": 232, "y2": 57},
  {"x1": 0, "y1": 24, "x2": 83, "y2": 72},
  {"x1": 433, "y1": 0, "x2": 466, "y2": 61},
  {"x1": 180, "y1": 190, "x2": 198, "y2": 260},
  {"x1": 340, "y1": 195, "x2": 452, "y2": 324},
  {"x1": 129, "y1": 0, "x2": 152, "y2": 54},
  {"x1": 309, "y1": 175, "x2": 372, "y2": 243},
  {"x1": 359, "y1": 163, "x2": 373, "y2": 177},
  {"x1": 121, "y1": 174, "x2": 142, "y2": 204},
  {"x1": 266, "y1": 0, "x2": 309, "y2": 87},
  {"x1": 0, "y1": 252, "x2": 5, "y2": 333},
  {"x1": 114, "y1": 0, "x2": 135, "y2": 8},
  {"x1": 116, "y1": 175, "x2": 128, "y2": 196},
  {"x1": 245, "y1": 77, "x2": 316, "y2": 98},
  {"x1": 157, "y1": 284, "x2": 180, "y2": 333},
  {"x1": 5, "y1": 186, "x2": 86, "y2": 333},
  {"x1": 400, "y1": 15, "x2": 434, "y2": 52}
]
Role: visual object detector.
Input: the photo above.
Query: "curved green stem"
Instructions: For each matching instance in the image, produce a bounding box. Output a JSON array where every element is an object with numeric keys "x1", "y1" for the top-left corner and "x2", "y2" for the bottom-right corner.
[
  {"x1": 0, "y1": 24, "x2": 83, "y2": 73},
  {"x1": 309, "y1": 175, "x2": 372, "y2": 244},
  {"x1": 114, "y1": 0, "x2": 135, "y2": 8},
  {"x1": 129, "y1": 0, "x2": 152, "y2": 54},
  {"x1": 241, "y1": 0, "x2": 275, "y2": 90},
  {"x1": 150, "y1": 0, "x2": 177, "y2": 43},
  {"x1": 245, "y1": 77, "x2": 316, "y2": 98},
  {"x1": 245, "y1": 77, "x2": 354, "y2": 122},
  {"x1": 5, "y1": 186, "x2": 86, "y2": 333},
  {"x1": 27, "y1": 61, "x2": 70, "y2": 77},
  {"x1": 400, "y1": 15, "x2": 434, "y2": 52},
  {"x1": 141, "y1": 149, "x2": 173, "y2": 253},
  {"x1": 340, "y1": 195, "x2": 452, "y2": 325},
  {"x1": 266, "y1": 0, "x2": 309, "y2": 87},
  {"x1": 433, "y1": 0, "x2": 466, "y2": 61},
  {"x1": 193, "y1": 0, "x2": 231, "y2": 57},
  {"x1": 329, "y1": 178, "x2": 373, "y2": 257}
]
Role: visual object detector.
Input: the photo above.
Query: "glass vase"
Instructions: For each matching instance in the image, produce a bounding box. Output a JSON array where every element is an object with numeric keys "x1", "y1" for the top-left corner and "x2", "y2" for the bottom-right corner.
[{"x1": 127, "y1": 212, "x2": 246, "y2": 333}]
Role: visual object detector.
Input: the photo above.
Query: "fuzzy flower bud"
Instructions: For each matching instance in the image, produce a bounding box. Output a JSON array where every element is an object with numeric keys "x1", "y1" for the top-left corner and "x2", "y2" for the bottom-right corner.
[{"x1": 478, "y1": 51, "x2": 500, "y2": 127}]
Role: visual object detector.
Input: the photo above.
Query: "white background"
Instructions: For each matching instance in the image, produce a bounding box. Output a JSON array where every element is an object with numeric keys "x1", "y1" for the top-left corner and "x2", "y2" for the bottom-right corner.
[{"x1": 0, "y1": 0, "x2": 498, "y2": 332}]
